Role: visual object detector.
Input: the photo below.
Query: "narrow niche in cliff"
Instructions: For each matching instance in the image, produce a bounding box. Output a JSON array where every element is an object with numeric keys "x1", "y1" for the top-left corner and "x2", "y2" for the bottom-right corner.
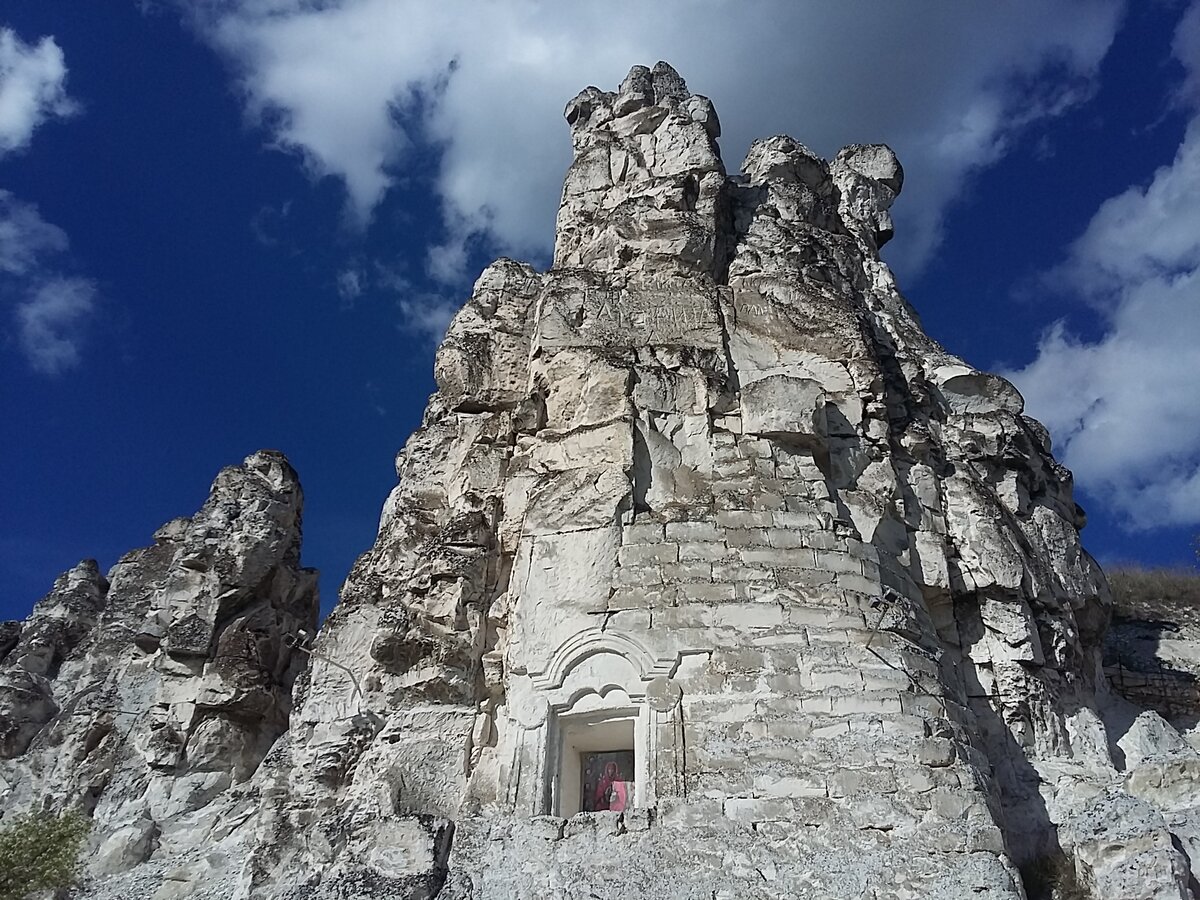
[
  {"x1": 535, "y1": 641, "x2": 662, "y2": 818},
  {"x1": 547, "y1": 693, "x2": 652, "y2": 817},
  {"x1": 557, "y1": 712, "x2": 637, "y2": 816}
]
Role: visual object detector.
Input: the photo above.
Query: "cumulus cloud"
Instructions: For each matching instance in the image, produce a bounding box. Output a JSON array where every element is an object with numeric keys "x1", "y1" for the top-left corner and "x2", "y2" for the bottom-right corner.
[
  {"x1": 183, "y1": 0, "x2": 1123, "y2": 281},
  {"x1": 0, "y1": 28, "x2": 76, "y2": 157},
  {"x1": 0, "y1": 31, "x2": 96, "y2": 374},
  {"x1": 1009, "y1": 3, "x2": 1200, "y2": 528},
  {"x1": 1011, "y1": 256, "x2": 1200, "y2": 527},
  {"x1": 0, "y1": 190, "x2": 69, "y2": 274},
  {"x1": 0, "y1": 194, "x2": 95, "y2": 374},
  {"x1": 14, "y1": 276, "x2": 96, "y2": 375},
  {"x1": 1174, "y1": 0, "x2": 1200, "y2": 104},
  {"x1": 336, "y1": 266, "x2": 364, "y2": 306},
  {"x1": 398, "y1": 292, "x2": 458, "y2": 346}
]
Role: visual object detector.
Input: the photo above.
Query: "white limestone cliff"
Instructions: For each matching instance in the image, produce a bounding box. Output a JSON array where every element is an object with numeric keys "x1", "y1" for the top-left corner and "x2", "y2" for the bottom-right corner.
[
  {"x1": 3, "y1": 63, "x2": 1199, "y2": 900},
  {"x1": 0, "y1": 450, "x2": 318, "y2": 891}
]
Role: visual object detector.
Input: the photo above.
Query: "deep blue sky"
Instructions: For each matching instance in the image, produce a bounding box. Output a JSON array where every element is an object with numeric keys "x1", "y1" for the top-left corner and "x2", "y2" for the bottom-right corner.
[{"x1": 2, "y1": 2, "x2": 1198, "y2": 620}]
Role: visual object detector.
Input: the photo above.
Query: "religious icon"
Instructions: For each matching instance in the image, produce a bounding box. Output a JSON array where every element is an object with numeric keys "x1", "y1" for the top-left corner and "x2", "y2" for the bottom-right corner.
[{"x1": 580, "y1": 750, "x2": 634, "y2": 812}]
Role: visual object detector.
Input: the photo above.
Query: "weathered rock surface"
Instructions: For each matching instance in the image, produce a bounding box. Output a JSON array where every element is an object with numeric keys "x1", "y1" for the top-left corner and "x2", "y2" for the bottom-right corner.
[
  {"x1": 0, "y1": 450, "x2": 317, "y2": 893},
  {"x1": 4, "y1": 63, "x2": 1199, "y2": 900},
  {"x1": 1104, "y1": 578, "x2": 1200, "y2": 749}
]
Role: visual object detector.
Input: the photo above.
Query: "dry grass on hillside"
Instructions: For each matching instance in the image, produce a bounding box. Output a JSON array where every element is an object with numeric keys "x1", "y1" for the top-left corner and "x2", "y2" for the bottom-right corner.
[{"x1": 1106, "y1": 565, "x2": 1200, "y2": 623}]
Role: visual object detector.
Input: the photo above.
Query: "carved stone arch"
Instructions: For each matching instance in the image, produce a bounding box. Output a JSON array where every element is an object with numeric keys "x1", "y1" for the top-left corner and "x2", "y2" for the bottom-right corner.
[
  {"x1": 558, "y1": 682, "x2": 635, "y2": 716},
  {"x1": 530, "y1": 627, "x2": 679, "y2": 692},
  {"x1": 531, "y1": 632, "x2": 682, "y2": 817}
]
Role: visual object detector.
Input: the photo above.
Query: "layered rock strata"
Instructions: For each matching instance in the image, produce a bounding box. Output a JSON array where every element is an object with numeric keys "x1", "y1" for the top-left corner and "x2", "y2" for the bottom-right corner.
[
  {"x1": 4, "y1": 62, "x2": 1200, "y2": 900},
  {"x1": 1104, "y1": 576, "x2": 1200, "y2": 742}
]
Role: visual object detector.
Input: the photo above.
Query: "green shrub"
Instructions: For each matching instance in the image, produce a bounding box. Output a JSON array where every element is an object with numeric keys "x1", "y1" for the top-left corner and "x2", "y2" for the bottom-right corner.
[{"x1": 0, "y1": 810, "x2": 90, "y2": 900}]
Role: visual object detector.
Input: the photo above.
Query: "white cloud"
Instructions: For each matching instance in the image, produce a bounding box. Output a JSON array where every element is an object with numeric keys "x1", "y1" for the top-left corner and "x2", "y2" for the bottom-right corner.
[
  {"x1": 1011, "y1": 263, "x2": 1200, "y2": 527},
  {"x1": 0, "y1": 28, "x2": 76, "y2": 157},
  {"x1": 14, "y1": 276, "x2": 96, "y2": 375},
  {"x1": 0, "y1": 191, "x2": 68, "y2": 274},
  {"x1": 0, "y1": 31, "x2": 94, "y2": 375},
  {"x1": 398, "y1": 292, "x2": 458, "y2": 346},
  {"x1": 1009, "y1": 4, "x2": 1200, "y2": 529},
  {"x1": 0, "y1": 192, "x2": 95, "y2": 375},
  {"x1": 1174, "y1": 0, "x2": 1200, "y2": 104},
  {"x1": 426, "y1": 236, "x2": 468, "y2": 286},
  {"x1": 184, "y1": 0, "x2": 1123, "y2": 281},
  {"x1": 336, "y1": 266, "x2": 364, "y2": 306},
  {"x1": 1049, "y1": 127, "x2": 1200, "y2": 301}
]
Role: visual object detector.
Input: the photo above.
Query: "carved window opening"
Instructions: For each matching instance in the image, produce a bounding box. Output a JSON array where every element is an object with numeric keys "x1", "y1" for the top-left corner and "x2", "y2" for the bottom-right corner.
[
  {"x1": 529, "y1": 636, "x2": 674, "y2": 817},
  {"x1": 582, "y1": 749, "x2": 635, "y2": 812},
  {"x1": 556, "y1": 709, "x2": 637, "y2": 816},
  {"x1": 548, "y1": 694, "x2": 654, "y2": 817}
]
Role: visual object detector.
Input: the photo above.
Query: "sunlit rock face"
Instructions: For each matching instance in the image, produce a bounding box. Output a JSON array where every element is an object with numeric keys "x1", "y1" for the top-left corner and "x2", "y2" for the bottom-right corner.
[
  {"x1": 244, "y1": 62, "x2": 1187, "y2": 900},
  {"x1": 0, "y1": 450, "x2": 317, "y2": 892},
  {"x1": 6, "y1": 63, "x2": 1200, "y2": 900}
]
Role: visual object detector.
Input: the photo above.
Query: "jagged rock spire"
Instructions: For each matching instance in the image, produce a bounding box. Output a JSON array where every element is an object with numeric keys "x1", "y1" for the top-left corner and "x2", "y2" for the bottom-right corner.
[
  {"x1": 555, "y1": 60, "x2": 906, "y2": 291},
  {"x1": 0, "y1": 560, "x2": 107, "y2": 757},
  {"x1": 555, "y1": 62, "x2": 726, "y2": 279},
  {"x1": 0, "y1": 450, "x2": 316, "y2": 882}
]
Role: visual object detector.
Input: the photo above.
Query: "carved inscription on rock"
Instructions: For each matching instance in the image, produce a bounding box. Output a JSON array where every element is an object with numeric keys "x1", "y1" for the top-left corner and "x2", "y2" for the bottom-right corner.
[
  {"x1": 538, "y1": 282, "x2": 723, "y2": 349},
  {"x1": 728, "y1": 286, "x2": 780, "y2": 329}
]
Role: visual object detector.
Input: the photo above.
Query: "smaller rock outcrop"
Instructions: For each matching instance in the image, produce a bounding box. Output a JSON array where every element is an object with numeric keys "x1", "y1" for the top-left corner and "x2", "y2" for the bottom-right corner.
[
  {"x1": 1104, "y1": 569, "x2": 1200, "y2": 737},
  {"x1": 0, "y1": 560, "x2": 108, "y2": 757},
  {"x1": 0, "y1": 450, "x2": 317, "y2": 890}
]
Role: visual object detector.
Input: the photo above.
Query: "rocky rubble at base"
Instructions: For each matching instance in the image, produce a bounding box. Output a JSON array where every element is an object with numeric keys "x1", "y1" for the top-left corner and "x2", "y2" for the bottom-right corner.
[
  {"x1": 1103, "y1": 569, "x2": 1200, "y2": 745},
  {"x1": 3, "y1": 63, "x2": 1200, "y2": 900}
]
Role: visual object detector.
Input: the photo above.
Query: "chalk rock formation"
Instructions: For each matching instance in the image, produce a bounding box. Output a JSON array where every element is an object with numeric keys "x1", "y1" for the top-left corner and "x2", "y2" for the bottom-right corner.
[
  {"x1": 5, "y1": 63, "x2": 1200, "y2": 900},
  {"x1": 0, "y1": 560, "x2": 108, "y2": 758},
  {"x1": 0, "y1": 450, "x2": 317, "y2": 888},
  {"x1": 1104, "y1": 577, "x2": 1200, "y2": 746},
  {"x1": 230, "y1": 63, "x2": 1200, "y2": 900}
]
